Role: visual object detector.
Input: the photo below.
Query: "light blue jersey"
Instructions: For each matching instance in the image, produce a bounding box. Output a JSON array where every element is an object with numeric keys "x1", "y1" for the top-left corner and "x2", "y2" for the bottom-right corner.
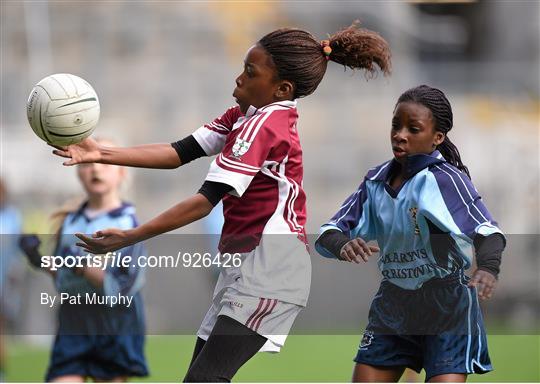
[
  {"x1": 317, "y1": 151, "x2": 503, "y2": 290},
  {"x1": 55, "y1": 202, "x2": 145, "y2": 298},
  {"x1": 0, "y1": 205, "x2": 22, "y2": 288},
  {"x1": 47, "y1": 201, "x2": 148, "y2": 380}
]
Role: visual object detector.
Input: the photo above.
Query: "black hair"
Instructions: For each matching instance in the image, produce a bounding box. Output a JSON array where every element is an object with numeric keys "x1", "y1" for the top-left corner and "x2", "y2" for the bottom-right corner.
[
  {"x1": 396, "y1": 84, "x2": 470, "y2": 178},
  {"x1": 258, "y1": 22, "x2": 391, "y2": 100}
]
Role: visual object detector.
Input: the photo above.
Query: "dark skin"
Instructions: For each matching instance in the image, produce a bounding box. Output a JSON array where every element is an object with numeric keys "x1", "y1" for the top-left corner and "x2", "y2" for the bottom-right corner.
[
  {"x1": 346, "y1": 102, "x2": 496, "y2": 383},
  {"x1": 51, "y1": 44, "x2": 294, "y2": 254}
]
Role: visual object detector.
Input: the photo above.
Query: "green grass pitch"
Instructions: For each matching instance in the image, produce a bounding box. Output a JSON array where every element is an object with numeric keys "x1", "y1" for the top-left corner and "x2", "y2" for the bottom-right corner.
[{"x1": 5, "y1": 334, "x2": 539, "y2": 382}]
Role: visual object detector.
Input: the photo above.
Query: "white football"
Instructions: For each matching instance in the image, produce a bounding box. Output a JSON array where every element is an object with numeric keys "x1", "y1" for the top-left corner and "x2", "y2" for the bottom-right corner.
[{"x1": 26, "y1": 73, "x2": 100, "y2": 146}]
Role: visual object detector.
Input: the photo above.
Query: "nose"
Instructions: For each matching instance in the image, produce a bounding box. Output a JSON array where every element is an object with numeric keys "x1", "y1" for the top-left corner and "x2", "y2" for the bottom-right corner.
[
  {"x1": 392, "y1": 127, "x2": 408, "y2": 143},
  {"x1": 235, "y1": 73, "x2": 243, "y2": 88}
]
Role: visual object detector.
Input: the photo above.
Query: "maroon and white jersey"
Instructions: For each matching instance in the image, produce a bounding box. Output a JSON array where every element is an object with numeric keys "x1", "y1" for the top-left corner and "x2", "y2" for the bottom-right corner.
[{"x1": 192, "y1": 100, "x2": 311, "y2": 306}]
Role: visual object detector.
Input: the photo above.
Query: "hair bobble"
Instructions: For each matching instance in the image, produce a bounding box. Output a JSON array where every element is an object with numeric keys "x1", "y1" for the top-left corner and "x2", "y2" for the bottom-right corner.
[{"x1": 320, "y1": 40, "x2": 332, "y2": 60}]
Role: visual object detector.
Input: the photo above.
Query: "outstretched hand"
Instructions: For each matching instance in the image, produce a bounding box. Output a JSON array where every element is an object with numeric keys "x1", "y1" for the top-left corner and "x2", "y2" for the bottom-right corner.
[
  {"x1": 75, "y1": 228, "x2": 133, "y2": 254},
  {"x1": 50, "y1": 137, "x2": 101, "y2": 166},
  {"x1": 340, "y1": 237, "x2": 380, "y2": 263},
  {"x1": 468, "y1": 269, "x2": 497, "y2": 300}
]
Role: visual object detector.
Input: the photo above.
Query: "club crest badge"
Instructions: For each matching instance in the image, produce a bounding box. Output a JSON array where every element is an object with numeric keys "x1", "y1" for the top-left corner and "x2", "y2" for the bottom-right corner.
[
  {"x1": 231, "y1": 138, "x2": 251, "y2": 159},
  {"x1": 359, "y1": 330, "x2": 374, "y2": 349}
]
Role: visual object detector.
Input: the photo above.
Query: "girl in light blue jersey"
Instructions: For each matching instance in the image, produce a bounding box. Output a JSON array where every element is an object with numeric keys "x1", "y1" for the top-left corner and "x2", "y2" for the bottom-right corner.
[
  {"x1": 20, "y1": 139, "x2": 148, "y2": 382},
  {"x1": 316, "y1": 85, "x2": 505, "y2": 382}
]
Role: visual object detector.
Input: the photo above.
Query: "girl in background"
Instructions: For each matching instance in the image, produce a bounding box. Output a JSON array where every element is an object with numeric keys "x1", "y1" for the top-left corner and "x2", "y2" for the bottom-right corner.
[{"x1": 21, "y1": 139, "x2": 148, "y2": 382}]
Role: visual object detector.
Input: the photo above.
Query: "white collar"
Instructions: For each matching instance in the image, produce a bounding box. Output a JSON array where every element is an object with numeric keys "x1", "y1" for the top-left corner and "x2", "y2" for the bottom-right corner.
[{"x1": 245, "y1": 100, "x2": 297, "y2": 118}]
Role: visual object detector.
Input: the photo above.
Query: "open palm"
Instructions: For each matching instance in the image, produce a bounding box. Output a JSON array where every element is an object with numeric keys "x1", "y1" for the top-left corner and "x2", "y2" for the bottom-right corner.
[
  {"x1": 75, "y1": 229, "x2": 132, "y2": 254},
  {"x1": 51, "y1": 137, "x2": 101, "y2": 166}
]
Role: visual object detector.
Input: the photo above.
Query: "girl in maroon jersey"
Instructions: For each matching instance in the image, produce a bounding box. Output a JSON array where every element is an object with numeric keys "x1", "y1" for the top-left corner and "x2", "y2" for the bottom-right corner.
[{"x1": 52, "y1": 23, "x2": 391, "y2": 382}]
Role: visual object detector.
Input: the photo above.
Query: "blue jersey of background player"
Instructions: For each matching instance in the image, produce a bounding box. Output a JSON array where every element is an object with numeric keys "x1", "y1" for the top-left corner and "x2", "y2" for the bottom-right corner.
[
  {"x1": 20, "y1": 139, "x2": 148, "y2": 383},
  {"x1": 316, "y1": 85, "x2": 505, "y2": 383}
]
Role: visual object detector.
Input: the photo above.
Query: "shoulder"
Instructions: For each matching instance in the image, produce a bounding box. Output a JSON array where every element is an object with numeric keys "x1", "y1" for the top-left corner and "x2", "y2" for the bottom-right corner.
[
  {"x1": 427, "y1": 162, "x2": 479, "y2": 197},
  {"x1": 364, "y1": 160, "x2": 392, "y2": 181},
  {"x1": 210, "y1": 106, "x2": 243, "y2": 130},
  {"x1": 223, "y1": 106, "x2": 243, "y2": 122},
  {"x1": 259, "y1": 103, "x2": 297, "y2": 130},
  {"x1": 101, "y1": 202, "x2": 139, "y2": 229},
  {"x1": 243, "y1": 112, "x2": 289, "y2": 145}
]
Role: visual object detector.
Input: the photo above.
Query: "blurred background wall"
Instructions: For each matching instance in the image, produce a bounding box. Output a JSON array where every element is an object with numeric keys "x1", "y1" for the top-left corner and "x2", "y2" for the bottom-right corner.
[{"x1": 1, "y1": 1, "x2": 538, "y2": 336}]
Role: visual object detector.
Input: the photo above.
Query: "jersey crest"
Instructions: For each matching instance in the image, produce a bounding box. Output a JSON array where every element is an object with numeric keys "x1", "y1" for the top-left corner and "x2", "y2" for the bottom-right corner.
[{"x1": 232, "y1": 137, "x2": 251, "y2": 158}]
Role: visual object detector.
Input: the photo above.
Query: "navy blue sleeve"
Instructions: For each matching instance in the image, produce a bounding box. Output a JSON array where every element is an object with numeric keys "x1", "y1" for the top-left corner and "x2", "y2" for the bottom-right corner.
[
  {"x1": 316, "y1": 179, "x2": 375, "y2": 259},
  {"x1": 425, "y1": 163, "x2": 504, "y2": 241}
]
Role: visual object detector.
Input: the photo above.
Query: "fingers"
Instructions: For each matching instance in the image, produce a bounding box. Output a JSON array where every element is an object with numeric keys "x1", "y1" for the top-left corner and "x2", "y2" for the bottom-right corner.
[
  {"x1": 340, "y1": 239, "x2": 379, "y2": 263},
  {"x1": 52, "y1": 149, "x2": 71, "y2": 158},
  {"x1": 341, "y1": 246, "x2": 360, "y2": 263},
  {"x1": 369, "y1": 245, "x2": 380, "y2": 253},
  {"x1": 469, "y1": 270, "x2": 497, "y2": 300},
  {"x1": 75, "y1": 233, "x2": 100, "y2": 254}
]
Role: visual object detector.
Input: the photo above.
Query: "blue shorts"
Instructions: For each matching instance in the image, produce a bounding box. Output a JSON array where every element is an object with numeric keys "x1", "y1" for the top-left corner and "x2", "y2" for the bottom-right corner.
[
  {"x1": 354, "y1": 273, "x2": 492, "y2": 380},
  {"x1": 46, "y1": 335, "x2": 148, "y2": 381}
]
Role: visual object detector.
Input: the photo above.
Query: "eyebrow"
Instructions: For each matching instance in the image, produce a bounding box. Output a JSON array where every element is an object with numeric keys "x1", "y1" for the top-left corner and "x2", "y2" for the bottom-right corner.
[{"x1": 409, "y1": 119, "x2": 425, "y2": 125}]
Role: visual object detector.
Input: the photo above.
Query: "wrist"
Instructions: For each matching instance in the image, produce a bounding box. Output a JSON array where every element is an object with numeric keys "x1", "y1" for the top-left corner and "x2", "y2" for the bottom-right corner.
[
  {"x1": 125, "y1": 228, "x2": 142, "y2": 244},
  {"x1": 95, "y1": 144, "x2": 106, "y2": 163}
]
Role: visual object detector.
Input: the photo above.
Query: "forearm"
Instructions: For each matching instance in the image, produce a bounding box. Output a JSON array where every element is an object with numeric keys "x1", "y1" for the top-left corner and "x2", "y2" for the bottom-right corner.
[
  {"x1": 129, "y1": 194, "x2": 213, "y2": 242},
  {"x1": 474, "y1": 233, "x2": 505, "y2": 278},
  {"x1": 315, "y1": 230, "x2": 350, "y2": 259},
  {"x1": 99, "y1": 143, "x2": 182, "y2": 169}
]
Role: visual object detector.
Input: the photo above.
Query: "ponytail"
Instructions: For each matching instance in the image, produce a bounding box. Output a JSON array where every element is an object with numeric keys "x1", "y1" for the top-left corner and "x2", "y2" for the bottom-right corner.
[
  {"x1": 326, "y1": 22, "x2": 392, "y2": 77},
  {"x1": 437, "y1": 136, "x2": 470, "y2": 179},
  {"x1": 258, "y1": 22, "x2": 391, "y2": 99}
]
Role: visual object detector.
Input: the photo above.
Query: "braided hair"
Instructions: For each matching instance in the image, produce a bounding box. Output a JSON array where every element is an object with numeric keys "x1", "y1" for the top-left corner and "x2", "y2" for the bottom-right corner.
[
  {"x1": 396, "y1": 85, "x2": 470, "y2": 178},
  {"x1": 258, "y1": 22, "x2": 391, "y2": 100}
]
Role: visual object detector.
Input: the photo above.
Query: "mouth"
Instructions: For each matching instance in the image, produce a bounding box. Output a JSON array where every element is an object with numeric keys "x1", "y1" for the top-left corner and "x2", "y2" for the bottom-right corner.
[
  {"x1": 392, "y1": 146, "x2": 407, "y2": 156},
  {"x1": 90, "y1": 176, "x2": 103, "y2": 184}
]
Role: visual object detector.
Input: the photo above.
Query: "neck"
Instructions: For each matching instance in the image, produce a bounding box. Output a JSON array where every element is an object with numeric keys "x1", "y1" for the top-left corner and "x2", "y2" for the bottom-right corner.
[{"x1": 87, "y1": 192, "x2": 122, "y2": 212}]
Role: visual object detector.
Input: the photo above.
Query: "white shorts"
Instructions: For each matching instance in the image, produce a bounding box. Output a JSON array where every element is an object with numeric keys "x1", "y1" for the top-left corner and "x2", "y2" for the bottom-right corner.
[{"x1": 197, "y1": 288, "x2": 303, "y2": 353}]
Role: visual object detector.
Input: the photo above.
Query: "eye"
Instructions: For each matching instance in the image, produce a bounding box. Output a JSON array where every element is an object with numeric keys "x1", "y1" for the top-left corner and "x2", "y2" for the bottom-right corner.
[
  {"x1": 245, "y1": 65, "x2": 254, "y2": 77},
  {"x1": 410, "y1": 127, "x2": 420, "y2": 133}
]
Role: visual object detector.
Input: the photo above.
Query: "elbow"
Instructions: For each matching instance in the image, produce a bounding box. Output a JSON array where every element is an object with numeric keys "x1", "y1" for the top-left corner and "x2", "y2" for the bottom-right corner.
[
  {"x1": 167, "y1": 158, "x2": 182, "y2": 169},
  {"x1": 196, "y1": 195, "x2": 215, "y2": 219}
]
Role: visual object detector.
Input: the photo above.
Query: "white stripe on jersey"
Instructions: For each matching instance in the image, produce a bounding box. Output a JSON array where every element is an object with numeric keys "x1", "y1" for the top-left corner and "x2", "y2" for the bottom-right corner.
[
  {"x1": 287, "y1": 178, "x2": 302, "y2": 232},
  {"x1": 237, "y1": 113, "x2": 264, "y2": 142},
  {"x1": 240, "y1": 103, "x2": 291, "y2": 142},
  {"x1": 240, "y1": 112, "x2": 267, "y2": 142},
  {"x1": 441, "y1": 163, "x2": 489, "y2": 223},
  {"x1": 218, "y1": 153, "x2": 259, "y2": 174},
  {"x1": 246, "y1": 112, "x2": 272, "y2": 143},
  {"x1": 260, "y1": 156, "x2": 303, "y2": 234},
  {"x1": 208, "y1": 121, "x2": 229, "y2": 133},
  {"x1": 219, "y1": 153, "x2": 260, "y2": 171},
  {"x1": 434, "y1": 165, "x2": 482, "y2": 226},
  {"x1": 369, "y1": 161, "x2": 391, "y2": 180}
]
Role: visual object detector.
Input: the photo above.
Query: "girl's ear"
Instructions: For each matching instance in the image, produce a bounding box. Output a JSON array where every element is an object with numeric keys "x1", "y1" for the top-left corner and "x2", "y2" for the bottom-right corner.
[
  {"x1": 434, "y1": 131, "x2": 445, "y2": 147},
  {"x1": 275, "y1": 80, "x2": 294, "y2": 100}
]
